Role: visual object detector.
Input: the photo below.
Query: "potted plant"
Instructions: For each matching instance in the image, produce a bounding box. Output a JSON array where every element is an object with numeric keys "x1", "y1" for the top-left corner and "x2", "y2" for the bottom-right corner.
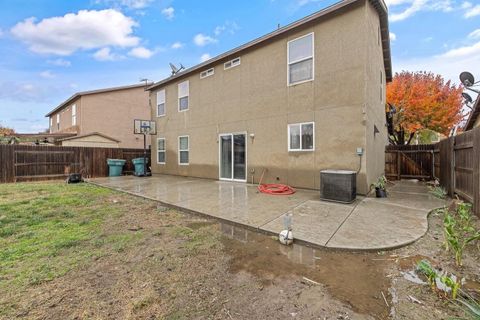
[{"x1": 371, "y1": 175, "x2": 388, "y2": 198}]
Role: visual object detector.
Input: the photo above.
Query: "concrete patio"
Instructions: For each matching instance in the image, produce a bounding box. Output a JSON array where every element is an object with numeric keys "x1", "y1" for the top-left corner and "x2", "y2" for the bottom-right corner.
[{"x1": 89, "y1": 175, "x2": 447, "y2": 250}]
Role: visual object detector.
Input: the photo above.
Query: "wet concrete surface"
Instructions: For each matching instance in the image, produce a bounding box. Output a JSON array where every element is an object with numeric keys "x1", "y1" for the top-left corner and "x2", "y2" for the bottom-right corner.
[
  {"x1": 220, "y1": 223, "x2": 391, "y2": 319},
  {"x1": 90, "y1": 175, "x2": 447, "y2": 250}
]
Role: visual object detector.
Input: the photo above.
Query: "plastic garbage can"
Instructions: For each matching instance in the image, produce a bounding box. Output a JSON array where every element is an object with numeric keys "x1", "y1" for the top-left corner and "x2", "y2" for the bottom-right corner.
[
  {"x1": 132, "y1": 157, "x2": 149, "y2": 175},
  {"x1": 107, "y1": 159, "x2": 126, "y2": 177}
]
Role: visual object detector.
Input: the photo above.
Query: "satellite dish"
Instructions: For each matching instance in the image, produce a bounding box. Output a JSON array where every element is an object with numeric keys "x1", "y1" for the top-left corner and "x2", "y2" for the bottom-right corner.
[
  {"x1": 462, "y1": 92, "x2": 473, "y2": 104},
  {"x1": 460, "y1": 72, "x2": 475, "y2": 87},
  {"x1": 169, "y1": 63, "x2": 186, "y2": 76}
]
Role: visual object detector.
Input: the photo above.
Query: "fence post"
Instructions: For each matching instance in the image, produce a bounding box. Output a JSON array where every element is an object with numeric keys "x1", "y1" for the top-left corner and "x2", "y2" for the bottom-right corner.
[
  {"x1": 396, "y1": 151, "x2": 401, "y2": 180},
  {"x1": 474, "y1": 128, "x2": 480, "y2": 217}
]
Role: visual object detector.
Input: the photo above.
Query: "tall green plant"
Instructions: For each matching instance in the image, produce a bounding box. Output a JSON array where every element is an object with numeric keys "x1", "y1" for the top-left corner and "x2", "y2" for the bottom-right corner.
[{"x1": 443, "y1": 203, "x2": 480, "y2": 266}]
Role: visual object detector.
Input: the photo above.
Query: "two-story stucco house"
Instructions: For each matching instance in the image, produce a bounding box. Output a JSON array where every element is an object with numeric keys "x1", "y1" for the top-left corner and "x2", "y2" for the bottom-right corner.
[
  {"x1": 46, "y1": 84, "x2": 150, "y2": 148},
  {"x1": 147, "y1": 0, "x2": 392, "y2": 194},
  {"x1": 465, "y1": 95, "x2": 480, "y2": 131}
]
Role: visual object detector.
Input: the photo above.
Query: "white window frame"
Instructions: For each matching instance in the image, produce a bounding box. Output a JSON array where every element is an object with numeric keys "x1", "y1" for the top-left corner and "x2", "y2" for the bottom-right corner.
[
  {"x1": 288, "y1": 122, "x2": 315, "y2": 152},
  {"x1": 287, "y1": 32, "x2": 314, "y2": 86},
  {"x1": 50, "y1": 117, "x2": 53, "y2": 127},
  {"x1": 178, "y1": 135, "x2": 189, "y2": 165},
  {"x1": 71, "y1": 104, "x2": 76, "y2": 126},
  {"x1": 157, "y1": 89, "x2": 166, "y2": 117},
  {"x1": 157, "y1": 137, "x2": 166, "y2": 164},
  {"x1": 200, "y1": 68, "x2": 215, "y2": 79},
  {"x1": 224, "y1": 57, "x2": 241, "y2": 70},
  {"x1": 56, "y1": 114, "x2": 60, "y2": 130},
  {"x1": 178, "y1": 81, "x2": 189, "y2": 112}
]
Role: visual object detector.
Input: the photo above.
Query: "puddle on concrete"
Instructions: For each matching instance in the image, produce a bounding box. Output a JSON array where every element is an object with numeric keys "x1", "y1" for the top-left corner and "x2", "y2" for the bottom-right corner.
[{"x1": 219, "y1": 223, "x2": 391, "y2": 319}]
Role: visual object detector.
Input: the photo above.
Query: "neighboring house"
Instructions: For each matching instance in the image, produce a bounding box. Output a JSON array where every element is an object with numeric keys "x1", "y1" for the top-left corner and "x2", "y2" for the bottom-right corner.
[
  {"x1": 465, "y1": 94, "x2": 480, "y2": 131},
  {"x1": 147, "y1": 0, "x2": 392, "y2": 194},
  {"x1": 46, "y1": 84, "x2": 150, "y2": 148},
  {"x1": 58, "y1": 132, "x2": 120, "y2": 148}
]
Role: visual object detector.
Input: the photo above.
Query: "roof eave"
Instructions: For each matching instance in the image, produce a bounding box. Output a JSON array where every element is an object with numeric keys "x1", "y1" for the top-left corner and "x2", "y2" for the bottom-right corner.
[{"x1": 147, "y1": 0, "x2": 392, "y2": 91}]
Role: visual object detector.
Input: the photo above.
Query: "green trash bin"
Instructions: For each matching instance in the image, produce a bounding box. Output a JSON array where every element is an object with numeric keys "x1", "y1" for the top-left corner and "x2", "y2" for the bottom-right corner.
[
  {"x1": 107, "y1": 159, "x2": 126, "y2": 177},
  {"x1": 132, "y1": 157, "x2": 149, "y2": 175}
]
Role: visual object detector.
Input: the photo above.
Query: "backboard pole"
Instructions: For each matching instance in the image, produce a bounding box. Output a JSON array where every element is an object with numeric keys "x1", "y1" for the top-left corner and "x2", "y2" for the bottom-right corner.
[{"x1": 143, "y1": 132, "x2": 147, "y2": 176}]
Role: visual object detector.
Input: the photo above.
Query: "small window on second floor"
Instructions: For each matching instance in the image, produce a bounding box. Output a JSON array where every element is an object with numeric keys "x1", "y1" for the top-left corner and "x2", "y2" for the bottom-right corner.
[
  {"x1": 157, "y1": 89, "x2": 166, "y2": 117},
  {"x1": 224, "y1": 57, "x2": 241, "y2": 70},
  {"x1": 56, "y1": 114, "x2": 60, "y2": 130},
  {"x1": 200, "y1": 68, "x2": 214, "y2": 79},
  {"x1": 72, "y1": 104, "x2": 76, "y2": 126},
  {"x1": 178, "y1": 81, "x2": 189, "y2": 111},
  {"x1": 288, "y1": 33, "x2": 314, "y2": 85}
]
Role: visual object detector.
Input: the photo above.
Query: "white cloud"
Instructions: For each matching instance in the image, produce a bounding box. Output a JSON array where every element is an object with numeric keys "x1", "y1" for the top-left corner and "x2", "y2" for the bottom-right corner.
[
  {"x1": 39, "y1": 70, "x2": 55, "y2": 79},
  {"x1": 11, "y1": 9, "x2": 140, "y2": 56},
  {"x1": 200, "y1": 53, "x2": 211, "y2": 62},
  {"x1": 214, "y1": 21, "x2": 239, "y2": 36},
  {"x1": 171, "y1": 41, "x2": 184, "y2": 49},
  {"x1": 47, "y1": 58, "x2": 71, "y2": 67},
  {"x1": 95, "y1": 0, "x2": 153, "y2": 9},
  {"x1": 193, "y1": 33, "x2": 217, "y2": 47},
  {"x1": 0, "y1": 28, "x2": 4, "y2": 38},
  {"x1": 468, "y1": 29, "x2": 480, "y2": 39},
  {"x1": 128, "y1": 46, "x2": 155, "y2": 59},
  {"x1": 387, "y1": 0, "x2": 454, "y2": 22},
  {"x1": 440, "y1": 41, "x2": 480, "y2": 59},
  {"x1": 390, "y1": 32, "x2": 397, "y2": 41},
  {"x1": 464, "y1": 4, "x2": 480, "y2": 17},
  {"x1": 161, "y1": 7, "x2": 175, "y2": 20},
  {"x1": 394, "y1": 40, "x2": 480, "y2": 86},
  {"x1": 93, "y1": 47, "x2": 122, "y2": 61}
]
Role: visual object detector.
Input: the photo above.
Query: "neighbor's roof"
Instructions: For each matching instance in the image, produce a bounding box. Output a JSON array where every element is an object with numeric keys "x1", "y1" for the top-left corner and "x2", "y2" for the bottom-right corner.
[
  {"x1": 147, "y1": 0, "x2": 392, "y2": 92},
  {"x1": 45, "y1": 83, "x2": 147, "y2": 117},
  {"x1": 465, "y1": 94, "x2": 480, "y2": 131},
  {"x1": 58, "y1": 132, "x2": 121, "y2": 143}
]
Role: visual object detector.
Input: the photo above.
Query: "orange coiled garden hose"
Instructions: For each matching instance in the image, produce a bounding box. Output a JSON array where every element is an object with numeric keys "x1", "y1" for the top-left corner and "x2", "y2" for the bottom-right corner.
[{"x1": 258, "y1": 184, "x2": 296, "y2": 195}]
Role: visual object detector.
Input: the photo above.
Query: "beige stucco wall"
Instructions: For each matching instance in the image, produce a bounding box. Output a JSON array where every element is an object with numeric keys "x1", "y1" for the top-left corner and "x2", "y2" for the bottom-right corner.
[
  {"x1": 149, "y1": 0, "x2": 386, "y2": 194},
  {"x1": 364, "y1": 0, "x2": 388, "y2": 190},
  {"x1": 61, "y1": 134, "x2": 119, "y2": 148},
  {"x1": 49, "y1": 98, "x2": 81, "y2": 134},
  {"x1": 80, "y1": 87, "x2": 150, "y2": 149},
  {"x1": 474, "y1": 116, "x2": 480, "y2": 128}
]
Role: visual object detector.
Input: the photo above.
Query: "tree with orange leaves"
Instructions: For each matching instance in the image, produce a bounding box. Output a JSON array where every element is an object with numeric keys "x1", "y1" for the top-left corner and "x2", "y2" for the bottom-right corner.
[
  {"x1": 0, "y1": 125, "x2": 15, "y2": 136},
  {"x1": 386, "y1": 71, "x2": 463, "y2": 145}
]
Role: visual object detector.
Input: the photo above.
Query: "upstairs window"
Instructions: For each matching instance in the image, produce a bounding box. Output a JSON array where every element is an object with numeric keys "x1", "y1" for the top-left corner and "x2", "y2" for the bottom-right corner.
[
  {"x1": 224, "y1": 57, "x2": 241, "y2": 70},
  {"x1": 157, "y1": 138, "x2": 166, "y2": 164},
  {"x1": 50, "y1": 117, "x2": 53, "y2": 127},
  {"x1": 178, "y1": 81, "x2": 189, "y2": 111},
  {"x1": 72, "y1": 104, "x2": 76, "y2": 126},
  {"x1": 157, "y1": 89, "x2": 166, "y2": 116},
  {"x1": 178, "y1": 136, "x2": 189, "y2": 165},
  {"x1": 200, "y1": 68, "x2": 214, "y2": 79},
  {"x1": 288, "y1": 33, "x2": 314, "y2": 85},
  {"x1": 56, "y1": 114, "x2": 60, "y2": 130},
  {"x1": 288, "y1": 122, "x2": 314, "y2": 151}
]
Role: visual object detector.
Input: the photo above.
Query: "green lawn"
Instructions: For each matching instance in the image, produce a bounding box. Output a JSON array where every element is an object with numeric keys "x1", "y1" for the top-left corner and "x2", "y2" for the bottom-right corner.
[{"x1": 0, "y1": 182, "x2": 141, "y2": 295}]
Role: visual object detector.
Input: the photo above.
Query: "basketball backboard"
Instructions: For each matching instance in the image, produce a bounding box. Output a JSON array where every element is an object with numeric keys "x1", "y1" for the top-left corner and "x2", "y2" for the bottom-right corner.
[{"x1": 134, "y1": 119, "x2": 157, "y2": 135}]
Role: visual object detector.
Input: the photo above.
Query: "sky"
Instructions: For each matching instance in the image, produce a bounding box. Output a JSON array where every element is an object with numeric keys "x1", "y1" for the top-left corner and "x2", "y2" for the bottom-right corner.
[{"x1": 0, "y1": 0, "x2": 479, "y2": 132}]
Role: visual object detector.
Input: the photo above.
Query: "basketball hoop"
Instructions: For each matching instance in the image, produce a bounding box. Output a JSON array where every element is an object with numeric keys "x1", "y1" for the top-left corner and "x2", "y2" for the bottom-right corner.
[{"x1": 133, "y1": 119, "x2": 156, "y2": 177}]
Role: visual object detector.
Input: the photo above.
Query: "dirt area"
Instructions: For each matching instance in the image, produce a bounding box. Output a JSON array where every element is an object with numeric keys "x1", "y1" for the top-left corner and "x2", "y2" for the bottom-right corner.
[{"x1": 0, "y1": 182, "x2": 479, "y2": 320}]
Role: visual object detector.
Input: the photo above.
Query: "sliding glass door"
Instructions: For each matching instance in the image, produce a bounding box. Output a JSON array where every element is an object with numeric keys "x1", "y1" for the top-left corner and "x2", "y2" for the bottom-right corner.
[{"x1": 219, "y1": 133, "x2": 246, "y2": 182}]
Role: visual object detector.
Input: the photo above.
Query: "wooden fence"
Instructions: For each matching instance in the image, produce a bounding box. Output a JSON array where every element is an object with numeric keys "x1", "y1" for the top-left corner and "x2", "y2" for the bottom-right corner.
[
  {"x1": 385, "y1": 126, "x2": 480, "y2": 216},
  {"x1": 0, "y1": 145, "x2": 151, "y2": 183},
  {"x1": 385, "y1": 144, "x2": 437, "y2": 180}
]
